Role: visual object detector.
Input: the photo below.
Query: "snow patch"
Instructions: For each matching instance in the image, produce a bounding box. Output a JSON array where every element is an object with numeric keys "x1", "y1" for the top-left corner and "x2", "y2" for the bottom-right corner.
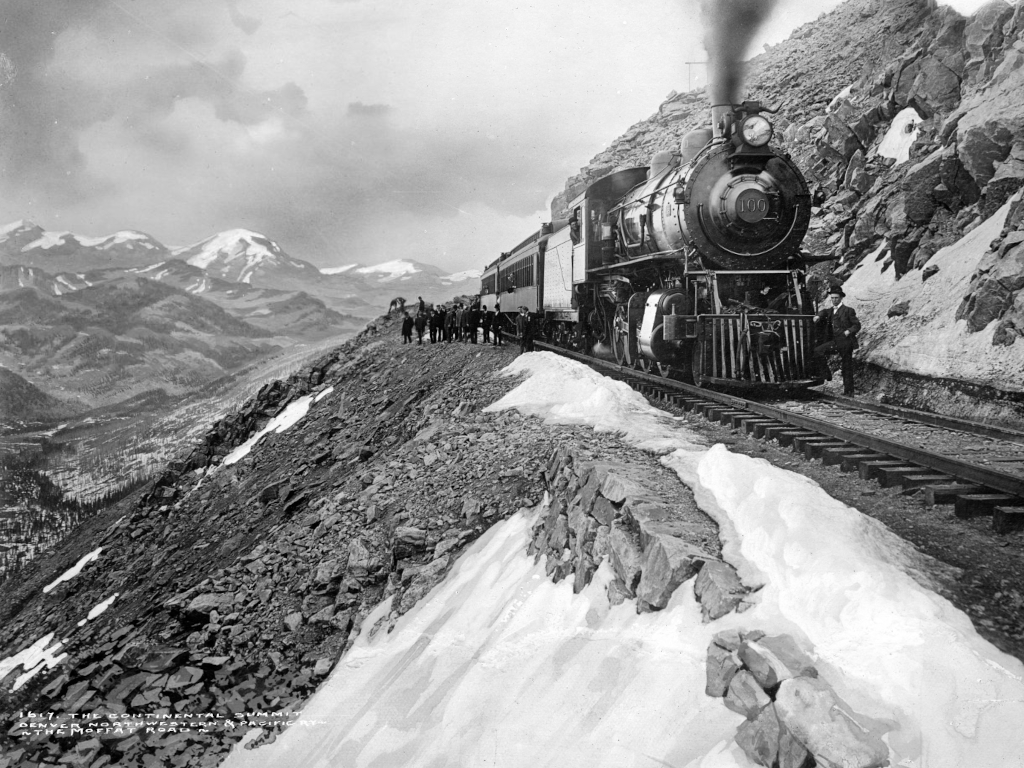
[
  {"x1": 43, "y1": 547, "x2": 102, "y2": 594},
  {"x1": 0, "y1": 633, "x2": 68, "y2": 691},
  {"x1": 223, "y1": 394, "x2": 315, "y2": 465},
  {"x1": 354, "y1": 259, "x2": 421, "y2": 278},
  {"x1": 313, "y1": 386, "x2": 334, "y2": 403},
  {"x1": 827, "y1": 83, "x2": 854, "y2": 112},
  {"x1": 442, "y1": 268, "x2": 483, "y2": 282},
  {"x1": 22, "y1": 231, "x2": 71, "y2": 251},
  {"x1": 0, "y1": 219, "x2": 32, "y2": 237},
  {"x1": 77, "y1": 593, "x2": 119, "y2": 627},
  {"x1": 319, "y1": 264, "x2": 358, "y2": 275},
  {"x1": 877, "y1": 107, "x2": 922, "y2": 165}
]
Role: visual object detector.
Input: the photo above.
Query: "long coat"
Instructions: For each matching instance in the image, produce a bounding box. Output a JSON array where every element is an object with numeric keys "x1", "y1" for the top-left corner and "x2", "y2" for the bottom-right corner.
[{"x1": 817, "y1": 304, "x2": 861, "y2": 351}]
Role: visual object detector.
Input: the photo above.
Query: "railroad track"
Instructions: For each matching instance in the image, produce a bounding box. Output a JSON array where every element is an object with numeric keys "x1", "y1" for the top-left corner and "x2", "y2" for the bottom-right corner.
[{"x1": 532, "y1": 339, "x2": 1024, "y2": 535}]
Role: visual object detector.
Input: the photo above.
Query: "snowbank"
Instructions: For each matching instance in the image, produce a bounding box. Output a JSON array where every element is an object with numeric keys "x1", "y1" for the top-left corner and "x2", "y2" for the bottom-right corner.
[
  {"x1": 489, "y1": 353, "x2": 1024, "y2": 765},
  {"x1": 843, "y1": 198, "x2": 1024, "y2": 391},
  {"x1": 221, "y1": 511, "x2": 745, "y2": 768}
]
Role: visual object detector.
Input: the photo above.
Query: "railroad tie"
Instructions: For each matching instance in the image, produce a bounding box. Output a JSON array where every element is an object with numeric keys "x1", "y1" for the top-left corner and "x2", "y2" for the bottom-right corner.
[
  {"x1": 923, "y1": 484, "x2": 983, "y2": 507},
  {"x1": 874, "y1": 465, "x2": 926, "y2": 488},
  {"x1": 701, "y1": 403, "x2": 728, "y2": 420},
  {"x1": 679, "y1": 398, "x2": 709, "y2": 413},
  {"x1": 839, "y1": 453, "x2": 888, "y2": 473},
  {"x1": 820, "y1": 446, "x2": 865, "y2": 466},
  {"x1": 953, "y1": 493, "x2": 1021, "y2": 519},
  {"x1": 797, "y1": 439, "x2": 847, "y2": 460},
  {"x1": 774, "y1": 429, "x2": 818, "y2": 448},
  {"x1": 899, "y1": 474, "x2": 951, "y2": 494},
  {"x1": 753, "y1": 421, "x2": 788, "y2": 439},
  {"x1": 729, "y1": 413, "x2": 760, "y2": 429},
  {"x1": 859, "y1": 460, "x2": 909, "y2": 483},
  {"x1": 993, "y1": 505, "x2": 1024, "y2": 534},
  {"x1": 743, "y1": 418, "x2": 777, "y2": 436},
  {"x1": 716, "y1": 410, "x2": 749, "y2": 426}
]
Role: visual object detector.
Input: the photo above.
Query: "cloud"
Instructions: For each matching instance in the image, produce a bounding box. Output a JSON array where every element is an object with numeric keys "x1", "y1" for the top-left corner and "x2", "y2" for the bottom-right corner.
[
  {"x1": 0, "y1": 0, "x2": 852, "y2": 273},
  {"x1": 226, "y1": 0, "x2": 262, "y2": 34},
  {"x1": 0, "y1": 2, "x2": 306, "y2": 206},
  {"x1": 347, "y1": 102, "x2": 392, "y2": 116}
]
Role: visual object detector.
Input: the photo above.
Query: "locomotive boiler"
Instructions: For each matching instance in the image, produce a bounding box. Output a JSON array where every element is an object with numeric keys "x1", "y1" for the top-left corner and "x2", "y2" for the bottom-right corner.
[{"x1": 484, "y1": 100, "x2": 824, "y2": 389}]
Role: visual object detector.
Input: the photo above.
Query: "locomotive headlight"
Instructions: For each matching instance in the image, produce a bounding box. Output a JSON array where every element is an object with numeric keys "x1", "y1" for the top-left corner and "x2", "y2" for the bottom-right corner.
[{"x1": 741, "y1": 115, "x2": 773, "y2": 147}]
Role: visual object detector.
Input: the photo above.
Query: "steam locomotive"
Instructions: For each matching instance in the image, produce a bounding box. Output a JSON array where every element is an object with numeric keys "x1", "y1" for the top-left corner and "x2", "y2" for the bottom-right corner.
[{"x1": 480, "y1": 100, "x2": 825, "y2": 390}]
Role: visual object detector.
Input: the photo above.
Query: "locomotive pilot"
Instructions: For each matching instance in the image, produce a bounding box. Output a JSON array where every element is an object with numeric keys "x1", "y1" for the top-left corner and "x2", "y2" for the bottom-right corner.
[{"x1": 813, "y1": 285, "x2": 861, "y2": 396}]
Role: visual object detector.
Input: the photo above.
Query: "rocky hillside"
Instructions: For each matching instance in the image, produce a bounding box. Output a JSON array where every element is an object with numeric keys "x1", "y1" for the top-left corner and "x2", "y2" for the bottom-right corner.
[
  {"x1": 553, "y1": 0, "x2": 1024, "y2": 411},
  {"x1": 0, "y1": 317, "x2": 584, "y2": 766}
]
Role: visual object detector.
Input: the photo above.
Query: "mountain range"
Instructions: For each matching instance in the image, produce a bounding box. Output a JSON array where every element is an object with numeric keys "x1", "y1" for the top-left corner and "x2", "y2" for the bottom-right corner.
[{"x1": 0, "y1": 221, "x2": 481, "y2": 412}]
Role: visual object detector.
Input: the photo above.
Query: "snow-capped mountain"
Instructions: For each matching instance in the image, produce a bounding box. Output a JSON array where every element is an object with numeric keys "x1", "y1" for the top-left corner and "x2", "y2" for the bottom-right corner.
[
  {"x1": 0, "y1": 220, "x2": 486, "y2": 320},
  {"x1": 174, "y1": 229, "x2": 319, "y2": 287},
  {"x1": 0, "y1": 221, "x2": 168, "y2": 271}
]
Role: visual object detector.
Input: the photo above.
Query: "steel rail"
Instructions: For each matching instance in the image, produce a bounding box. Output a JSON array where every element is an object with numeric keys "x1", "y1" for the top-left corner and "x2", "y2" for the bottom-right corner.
[
  {"x1": 812, "y1": 393, "x2": 1024, "y2": 446},
  {"x1": 533, "y1": 340, "x2": 1024, "y2": 498}
]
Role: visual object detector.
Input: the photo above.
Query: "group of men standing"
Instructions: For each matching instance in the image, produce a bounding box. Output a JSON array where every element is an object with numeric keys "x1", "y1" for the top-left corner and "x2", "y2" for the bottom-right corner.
[{"x1": 400, "y1": 297, "x2": 505, "y2": 347}]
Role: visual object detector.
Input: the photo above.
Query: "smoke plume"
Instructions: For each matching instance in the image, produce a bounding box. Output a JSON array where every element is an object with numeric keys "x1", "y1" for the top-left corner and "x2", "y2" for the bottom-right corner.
[{"x1": 700, "y1": 0, "x2": 779, "y2": 104}]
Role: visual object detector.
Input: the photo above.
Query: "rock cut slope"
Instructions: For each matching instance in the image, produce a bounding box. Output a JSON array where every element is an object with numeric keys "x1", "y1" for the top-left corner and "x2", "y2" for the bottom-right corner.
[{"x1": 552, "y1": 0, "x2": 1024, "y2": 414}]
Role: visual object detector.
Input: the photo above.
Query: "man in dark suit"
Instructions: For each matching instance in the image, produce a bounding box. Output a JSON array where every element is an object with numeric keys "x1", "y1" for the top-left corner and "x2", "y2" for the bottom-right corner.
[{"x1": 813, "y1": 285, "x2": 861, "y2": 396}]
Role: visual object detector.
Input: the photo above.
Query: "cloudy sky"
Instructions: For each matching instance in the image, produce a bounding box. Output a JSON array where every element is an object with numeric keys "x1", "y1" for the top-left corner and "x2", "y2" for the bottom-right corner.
[{"x1": 0, "y1": 0, "x2": 989, "y2": 273}]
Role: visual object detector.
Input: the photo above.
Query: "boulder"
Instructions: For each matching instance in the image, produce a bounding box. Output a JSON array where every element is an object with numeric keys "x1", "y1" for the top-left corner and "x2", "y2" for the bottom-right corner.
[
  {"x1": 735, "y1": 704, "x2": 781, "y2": 768},
  {"x1": 986, "y1": 141, "x2": 1024, "y2": 215},
  {"x1": 608, "y1": 524, "x2": 643, "y2": 595},
  {"x1": 738, "y1": 634, "x2": 818, "y2": 690},
  {"x1": 775, "y1": 677, "x2": 889, "y2": 768},
  {"x1": 843, "y1": 150, "x2": 874, "y2": 195},
  {"x1": 393, "y1": 526, "x2": 428, "y2": 555},
  {"x1": 963, "y1": 1, "x2": 1015, "y2": 85},
  {"x1": 902, "y1": 148, "x2": 943, "y2": 224},
  {"x1": 346, "y1": 539, "x2": 372, "y2": 580},
  {"x1": 692, "y1": 560, "x2": 747, "y2": 621},
  {"x1": 185, "y1": 593, "x2": 234, "y2": 620},
  {"x1": 544, "y1": 514, "x2": 570, "y2": 556},
  {"x1": 313, "y1": 557, "x2": 346, "y2": 588},
  {"x1": 887, "y1": 300, "x2": 911, "y2": 317},
  {"x1": 908, "y1": 55, "x2": 962, "y2": 117},
  {"x1": 957, "y1": 61, "x2": 1024, "y2": 189},
  {"x1": 993, "y1": 290, "x2": 1024, "y2": 345},
  {"x1": 635, "y1": 535, "x2": 705, "y2": 611},
  {"x1": 283, "y1": 612, "x2": 303, "y2": 632},
  {"x1": 136, "y1": 647, "x2": 189, "y2": 673},
  {"x1": 706, "y1": 641, "x2": 741, "y2": 697},
  {"x1": 724, "y1": 670, "x2": 772, "y2": 720},
  {"x1": 462, "y1": 497, "x2": 483, "y2": 525}
]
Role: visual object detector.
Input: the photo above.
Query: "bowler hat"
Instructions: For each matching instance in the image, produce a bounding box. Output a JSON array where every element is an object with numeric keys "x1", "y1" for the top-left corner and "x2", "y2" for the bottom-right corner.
[{"x1": 828, "y1": 286, "x2": 845, "y2": 297}]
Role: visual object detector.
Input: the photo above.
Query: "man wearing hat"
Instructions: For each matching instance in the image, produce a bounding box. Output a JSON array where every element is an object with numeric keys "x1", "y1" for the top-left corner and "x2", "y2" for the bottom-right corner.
[
  {"x1": 516, "y1": 306, "x2": 534, "y2": 354},
  {"x1": 813, "y1": 285, "x2": 861, "y2": 396}
]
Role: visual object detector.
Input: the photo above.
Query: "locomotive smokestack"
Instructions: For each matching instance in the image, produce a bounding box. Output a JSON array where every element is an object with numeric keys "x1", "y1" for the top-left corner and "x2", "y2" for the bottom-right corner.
[{"x1": 700, "y1": 0, "x2": 778, "y2": 109}]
